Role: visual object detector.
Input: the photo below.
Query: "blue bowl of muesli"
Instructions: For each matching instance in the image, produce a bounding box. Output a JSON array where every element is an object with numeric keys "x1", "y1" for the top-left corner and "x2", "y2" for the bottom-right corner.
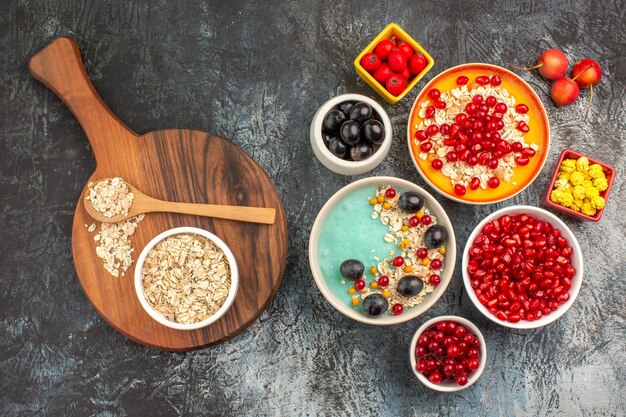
[{"x1": 308, "y1": 177, "x2": 456, "y2": 325}]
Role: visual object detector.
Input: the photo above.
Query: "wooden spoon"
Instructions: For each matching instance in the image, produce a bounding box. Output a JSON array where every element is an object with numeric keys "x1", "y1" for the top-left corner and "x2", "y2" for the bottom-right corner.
[{"x1": 84, "y1": 178, "x2": 276, "y2": 224}]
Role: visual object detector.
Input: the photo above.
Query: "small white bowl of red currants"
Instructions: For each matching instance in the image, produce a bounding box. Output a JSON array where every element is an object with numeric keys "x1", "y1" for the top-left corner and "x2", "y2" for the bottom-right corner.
[
  {"x1": 310, "y1": 93, "x2": 392, "y2": 175},
  {"x1": 410, "y1": 316, "x2": 487, "y2": 392}
]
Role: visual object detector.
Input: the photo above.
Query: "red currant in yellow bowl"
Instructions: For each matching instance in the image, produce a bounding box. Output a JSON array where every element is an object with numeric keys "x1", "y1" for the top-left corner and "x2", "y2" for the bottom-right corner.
[{"x1": 407, "y1": 64, "x2": 550, "y2": 204}]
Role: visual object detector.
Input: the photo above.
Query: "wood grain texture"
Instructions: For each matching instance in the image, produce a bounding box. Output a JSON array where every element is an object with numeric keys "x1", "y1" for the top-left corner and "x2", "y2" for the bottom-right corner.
[{"x1": 29, "y1": 36, "x2": 288, "y2": 351}]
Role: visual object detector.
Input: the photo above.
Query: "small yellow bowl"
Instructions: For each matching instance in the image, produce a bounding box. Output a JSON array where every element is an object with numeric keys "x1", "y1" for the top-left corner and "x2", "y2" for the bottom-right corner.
[{"x1": 354, "y1": 23, "x2": 434, "y2": 104}]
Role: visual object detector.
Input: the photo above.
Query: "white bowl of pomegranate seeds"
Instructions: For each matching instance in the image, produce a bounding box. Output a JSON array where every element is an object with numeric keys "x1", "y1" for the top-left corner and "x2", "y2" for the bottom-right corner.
[
  {"x1": 462, "y1": 206, "x2": 583, "y2": 329},
  {"x1": 410, "y1": 316, "x2": 487, "y2": 392}
]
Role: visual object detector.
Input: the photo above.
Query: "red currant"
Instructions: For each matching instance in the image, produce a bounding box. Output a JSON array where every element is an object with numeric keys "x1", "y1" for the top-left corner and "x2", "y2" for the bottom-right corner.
[
  {"x1": 431, "y1": 259, "x2": 443, "y2": 270},
  {"x1": 392, "y1": 256, "x2": 404, "y2": 267},
  {"x1": 354, "y1": 279, "x2": 365, "y2": 291},
  {"x1": 385, "y1": 188, "x2": 396, "y2": 198},
  {"x1": 409, "y1": 216, "x2": 420, "y2": 227},
  {"x1": 429, "y1": 274, "x2": 441, "y2": 285},
  {"x1": 428, "y1": 370, "x2": 443, "y2": 384},
  {"x1": 392, "y1": 303, "x2": 404, "y2": 315},
  {"x1": 378, "y1": 275, "x2": 389, "y2": 287},
  {"x1": 457, "y1": 374, "x2": 468, "y2": 386},
  {"x1": 416, "y1": 247, "x2": 429, "y2": 259},
  {"x1": 421, "y1": 215, "x2": 432, "y2": 225}
]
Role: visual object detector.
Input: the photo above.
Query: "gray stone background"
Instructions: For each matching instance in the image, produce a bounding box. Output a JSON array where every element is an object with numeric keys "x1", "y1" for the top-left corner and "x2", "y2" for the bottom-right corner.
[{"x1": 1, "y1": 0, "x2": 625, "y2": 416}]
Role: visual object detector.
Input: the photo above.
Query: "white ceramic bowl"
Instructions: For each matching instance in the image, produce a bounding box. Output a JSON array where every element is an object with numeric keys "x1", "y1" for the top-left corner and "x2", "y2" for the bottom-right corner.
[
  {"x1": 410, "y1": 315, "x2": 487, "y2": 392},
  {"x1": 308, "y1": 176, "x2": 456, "y2": 325},
  {"x1": 134, "y1": 227, "x2": 239, "y2": 330},
  {"x1": 310, "y1": 93, "x2": 392, "y2": 175},
  {"x1": 462, "y1": 205, "x2": 583, "y2": 329}
]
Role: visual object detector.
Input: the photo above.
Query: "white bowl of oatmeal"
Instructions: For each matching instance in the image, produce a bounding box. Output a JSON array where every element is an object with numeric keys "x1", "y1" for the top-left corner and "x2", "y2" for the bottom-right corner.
[
  {"x1": 309, "y1": 176, "x2": 456, "y2": 325},
  {"x1": 134, "y1": 227, "x2": 239, "y2": 330}
]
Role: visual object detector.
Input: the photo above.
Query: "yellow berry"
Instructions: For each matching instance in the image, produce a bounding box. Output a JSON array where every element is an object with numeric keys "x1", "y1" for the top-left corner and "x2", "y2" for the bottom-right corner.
[
  {"x1": 369, "y1": 197, "x2": 378, "y2": 205},
  {"x1": 416, "y1": 211, "x2": 424, "y2": 218},
  {"x1": 377, "y1": 195, "x2": 385, "y2": 203},
  {"x1": 402, "y1": 239, "x2": 410, "y2": 246},
  {"x1": 370, "y1": 266, "x2": 377, "y2": 275},
  {"x1": 382, "y1": 290, "x2": 391, "y2": 298},
  {"x1": 404, "y1": 265, "x2": 413, "y2": 273},
  {"x1": 398, "y1": 242, "x2": 405, "y2": 249},
  {"x1": 370, "y1": 282, "x2": 379, "y2": 288},
  {"x1": 438, "y1": 247, "x2": 447, "y2": 255},
  {"x1": 422, "y1": 258, "x2": 430, "y2": 266},
  {"x1": 383, "y1": 202, "x2": 392, "y2": 210},
  {"x1": 348, "y1": 288, "x2": 356, "y2": 295},
  {"x1": 401, "y1": 225, "x2": 409, "y2": 232},
  {"x1": 352, "y1": 298, "x2": 360, "y2": 306}
]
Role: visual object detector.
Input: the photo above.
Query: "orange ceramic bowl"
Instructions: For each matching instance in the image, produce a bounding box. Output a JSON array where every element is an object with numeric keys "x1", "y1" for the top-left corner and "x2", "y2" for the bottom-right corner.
[{"x1": 407, "y1": 63, "x2": 550, "y2": 204}]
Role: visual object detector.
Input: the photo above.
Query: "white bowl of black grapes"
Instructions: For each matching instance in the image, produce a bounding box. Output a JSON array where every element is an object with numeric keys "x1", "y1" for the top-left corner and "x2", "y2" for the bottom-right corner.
[{"x1": 310, "y1": 93, "x2": 392, "y2": 175}]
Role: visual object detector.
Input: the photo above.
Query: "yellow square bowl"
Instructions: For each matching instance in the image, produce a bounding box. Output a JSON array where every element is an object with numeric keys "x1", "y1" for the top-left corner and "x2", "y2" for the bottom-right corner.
[{"x1": 354, "y1": 23, "x2": 434, "y2": 104}]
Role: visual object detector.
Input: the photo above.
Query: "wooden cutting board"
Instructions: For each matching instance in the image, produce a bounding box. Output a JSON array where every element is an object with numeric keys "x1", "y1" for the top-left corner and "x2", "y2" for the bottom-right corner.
[{"x1": 29, "y1": 36, "x2": 288, "y2": 351}]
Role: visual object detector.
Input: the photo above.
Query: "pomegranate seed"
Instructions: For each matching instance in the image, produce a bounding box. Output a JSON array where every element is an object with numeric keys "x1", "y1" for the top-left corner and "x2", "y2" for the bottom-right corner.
[
  {"x1": 454, "y1": 184, "x2": 467, "y2": 196},
  {"x1": 431, "y1": 159, "x2": 443, "y2": 170},
  {"x1": 472, "y1": 94, "x2": 484, "y2": 105},
  {"x1": 469, "y1": 177, "x2": 481, "y2": 190},
  {"x1": 488, "y1": 159, "x2": 499, "y2": 169},
  {"x1": 385, "y1": 188, "x2": 396, "y2": 198},
  {"x1": 515, "y1": 156, "x2": 530, "y2": 166},
  {"x1": 456, "y1": 113, "x2": 467, "y2": 124},
  {"x1": 456, "y1": 75, "x2": 469, "y2": 85},
  {"x1": 495, "y1": 102, "x2": 508, "y2": 113},
  {"x1": 517, "y1": 121, "x2": 530, "y2": 133},
  {"x1": 490, "y1": 75, "x2": 502, "y2": 86},
  {"x1": 512, "y1": 141, "x2": 523, "y2": 152},
  {"x1": 434, "y1": 99, "x2": 447, "y2": 109},
  {"x1": 522, "y1": 147, "x2": 536, "y2": 157},
  {"x1": 428, "y1": 89, "x2": 441, "y2": 100},
  {"x1": 447, "y1": 151, "x2": 459, "y2": 162},
  {"x1": 488, "y1": 177, "x2": 500, "y2": 188},
  {"x1": 485, "y1": 95, "x2": 497, "y2": 107},
  {"x1": 476, "y1": 76, "x2": 490, "y2": 85},
  {"x1": 420, "y1": 142, "x2": 433, "y2": 152},
  {"x1": 425, "y1": 106, "x2": 435, "y2": 118},
  {"x1": 415, "y1": 130, "x2": 428, "y2": 141},
  {"x1": 515, "y1": 103, "x2": 529, "y2": 114},
  {"x1": 466, "y1": 103, "x2": 478, "y2": 114}
]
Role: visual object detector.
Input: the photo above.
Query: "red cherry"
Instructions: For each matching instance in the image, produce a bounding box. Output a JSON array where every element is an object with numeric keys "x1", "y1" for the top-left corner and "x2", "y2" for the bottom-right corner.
[
  {"x1": 385, "y1": 188, "x2": 396, "y2": 198},
  {"x1": 360, "y1": 53, "x2": 381, "y2": 71},
  {"x1": 408, "y1": 53, "x2": 428, "y2": 75},
  {"x1": 378, "y1": 275, "x2": 389, "y2": 287},
  {"x1": 397, "y1": 43, "x2": 414, "y2": 59},
  {"x1": 392, "y1": 256, "x2": 404, "y2": 267},
  {"x1": 373, "y1": 63, "x2": 393, "y2": 84},
  {"x1": 429, "y1": 274, "x2": 441, "y2": 286},
  {"x1": 392, "y1": 303, "x2": 404, "y2": 315},
  {"x1": 386, "y1": 76, "x2": 406, "y2": 96},
  {"x1": 374, "y1": 39, "x2": 395, "y2": 60},
  {"x1": 387, "y1": 49, "x2": 407, "y2": 72},
  {"x1": 354, "y1": 279, "x2": 365, "y2": 291},
  {"x1": 456, "y1": 75, "x2": 469, "y2": 85}
]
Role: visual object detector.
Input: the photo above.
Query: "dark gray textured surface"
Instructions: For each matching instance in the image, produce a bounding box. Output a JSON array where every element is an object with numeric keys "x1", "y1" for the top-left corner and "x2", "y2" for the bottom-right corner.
[{"x1": 1, "y1": 0, "x2": 625, "y2": 415}]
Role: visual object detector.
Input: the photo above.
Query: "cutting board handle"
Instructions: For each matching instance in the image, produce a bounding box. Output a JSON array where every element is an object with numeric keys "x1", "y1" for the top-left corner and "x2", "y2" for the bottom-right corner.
[{"x1": 29, "y1": 36, "x2": 136, "y2": 154}]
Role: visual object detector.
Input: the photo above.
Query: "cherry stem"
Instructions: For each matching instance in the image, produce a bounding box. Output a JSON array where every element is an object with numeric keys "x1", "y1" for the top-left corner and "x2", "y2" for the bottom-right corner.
[
  {"x1": 510, "y1": 63, "x2": 544, "y2": 71},
  {"x1": 572, "y1": 64, "x2": 594, "y2": 82},
  {"x1": 583, "y1": 84, "x2": 593, "y2": 122}
]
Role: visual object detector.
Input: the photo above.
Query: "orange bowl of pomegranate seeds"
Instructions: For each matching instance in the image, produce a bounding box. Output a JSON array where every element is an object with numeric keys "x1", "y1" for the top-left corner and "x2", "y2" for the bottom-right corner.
[{"x1": 407, "y1": 63, "x2": 550, "y2": 204}]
